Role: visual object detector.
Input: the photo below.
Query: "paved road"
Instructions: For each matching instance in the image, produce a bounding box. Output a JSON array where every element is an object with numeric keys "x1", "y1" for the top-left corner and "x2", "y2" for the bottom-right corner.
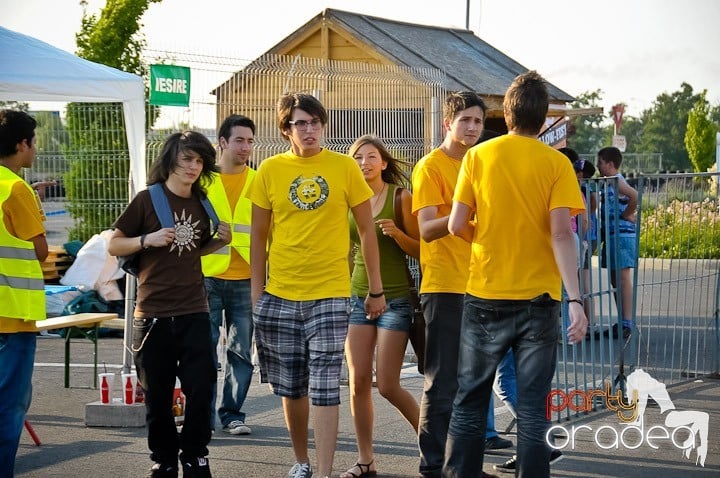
[{"x1": 14, "y1": 336, "x2": 720, "y2": 477}]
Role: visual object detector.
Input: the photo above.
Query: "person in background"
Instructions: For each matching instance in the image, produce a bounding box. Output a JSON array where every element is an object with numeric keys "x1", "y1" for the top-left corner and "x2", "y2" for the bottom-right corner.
[
  {"x1": 444, "y1": 71, "x2": 587, "y2": 477},
  {"x1": 412, "y1": 91, "x2": 501, "y2": 478},
  {"x1": 0, "y1": 110, "x2": 47, "y2": 478},
  {"x1": 595, "y1": 146, "x2": 637, "y2": 340},
  {"x1": 202, "y1": 115, "x2": 256, "y2": 436},
  {"x1": 108, "y1": 131, "x2": 231, "y2": 478},
  {"x1": 341, "y1": 135, "x2": 420, "y2": 478},
  {"x1": 249, "y1": 94, "x2": 385, "y2": 478}
]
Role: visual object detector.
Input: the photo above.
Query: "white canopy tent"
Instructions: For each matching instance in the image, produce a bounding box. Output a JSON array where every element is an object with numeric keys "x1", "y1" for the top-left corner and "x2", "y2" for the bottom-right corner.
[
  {"x1": 0, "y1": 25, "x2": 145, "y2": 371},
  {"x1": 0, "y1": 25, "x2": 146, "y2": 191}
]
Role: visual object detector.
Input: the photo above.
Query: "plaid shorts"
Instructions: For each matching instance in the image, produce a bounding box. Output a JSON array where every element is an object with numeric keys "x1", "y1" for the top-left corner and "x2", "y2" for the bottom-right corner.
[{"x1": 253, "y1": 292, "x2": 350, "y2": 406}]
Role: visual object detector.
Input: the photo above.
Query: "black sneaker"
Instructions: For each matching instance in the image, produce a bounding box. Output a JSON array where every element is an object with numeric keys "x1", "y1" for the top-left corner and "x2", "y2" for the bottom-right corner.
[
  {"x1": 493, "y1": 450, "x2": 563, "y2": 473},
  {"x1": 485, "y1": 436, "x2": 513, "y2": 450},
  {"x1": 181, "y1": 456, "x2": 211, "y2": 478},
  {"x1": 595, "y1": 324, "x2": 632, "y2": 340},
  {"x1": 493, "y1": 455, "x2": 516, "y2": 473},
  {"x1": 147, "y1": 463, "x2": 178, "y2": 478}
]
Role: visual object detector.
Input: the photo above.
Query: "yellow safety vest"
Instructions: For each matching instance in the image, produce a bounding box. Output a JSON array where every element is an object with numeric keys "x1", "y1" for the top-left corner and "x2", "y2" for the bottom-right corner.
[
  {"x1": 201, "y1": 169, "x2": 255, "y2": 277},
  {"x1": 0, "y1": 169, "x2": 45, "y2": 321}
]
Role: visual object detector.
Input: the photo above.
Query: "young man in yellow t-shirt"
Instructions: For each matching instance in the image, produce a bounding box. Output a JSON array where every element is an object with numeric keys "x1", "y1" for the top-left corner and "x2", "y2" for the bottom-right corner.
[
  {"x1": 248, "y1": 93, "x2": 385, "y2": 478},
  {"x1": 411, "y1": 91, "x2": 494, "y2": 478},
  {"x1": 0, "y1": 110, "x2": 48, "y2": 474},
  {"x1": 444, "y1": 71, "x2": 588, "y2": 477}
]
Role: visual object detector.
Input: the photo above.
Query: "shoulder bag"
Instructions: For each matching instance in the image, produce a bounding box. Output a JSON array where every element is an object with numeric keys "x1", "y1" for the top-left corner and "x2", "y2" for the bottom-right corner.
[{"x1": 393, "y1": 186, "x2": 425, "y2": 374}]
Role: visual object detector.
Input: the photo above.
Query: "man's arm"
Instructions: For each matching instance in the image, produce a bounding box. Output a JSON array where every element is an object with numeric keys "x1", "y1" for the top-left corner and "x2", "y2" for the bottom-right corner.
[
  {"x1": 417, "y1": 206, "x2": 452, "y2": 243},
  {"x1": 351, "y1": 200, "x2": 387, "y2": 317},
  {"x1": 250, "y1": 205, "x2": 271, "y2": 307},
  {"x1": 550, "y1": 207, "x2": 588, "y2": 343},
  {"x1": 31, "y1": 234, "x2": 48, "y2": 262},
  {"x1": 199, "y1": 222, "x2": 231, "y2": 255},
  {"x1": 618, "y1": 179, "x2": 638, "y2": 222},
  {"x1": 107, "y1": 227, "x2": 176, "y2": 257},
  {"x1": 448, "y1": 200, "x2": 475, "y2": 243}
]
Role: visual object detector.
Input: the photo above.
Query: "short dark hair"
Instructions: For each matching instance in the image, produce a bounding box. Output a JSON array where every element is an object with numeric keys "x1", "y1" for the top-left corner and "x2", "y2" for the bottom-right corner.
[
  {"x1": 503, "y1": 71, "x2": 549, "y2": 135},
  {"x1": 147, "y1": 131, "x2": 219, "y2": 197},
  {"x1": 443, "y1": 91, "x2": 487, "y2": 123},
  {"x1": 218, "y1": 114, "x2": 256, "y2": 142},
  {"x1": 597, "y1": 146, "x2": 623, "y2": 168},
  {"x1": 277, "y1": 93, "x2": 328, "y2": 141},
  {"x1": 559, "y1": 147, "x2": 580, "y2": 164},
  {"x1": 0, "y1": 109, "x2": 37, "y2": 158}
]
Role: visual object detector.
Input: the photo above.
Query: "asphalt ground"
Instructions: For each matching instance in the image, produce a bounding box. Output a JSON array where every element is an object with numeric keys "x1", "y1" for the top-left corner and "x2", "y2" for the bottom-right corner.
[{"x1": 14, "y1": 335, "x2": 720, "y2": 477}]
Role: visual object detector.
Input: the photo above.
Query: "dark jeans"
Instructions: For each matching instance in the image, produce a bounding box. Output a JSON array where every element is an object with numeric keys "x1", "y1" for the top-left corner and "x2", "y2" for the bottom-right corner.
[
  {"x1": 133, "y1": 313, "x2": 216, "y2": 465},
  {"x1": 418, "y1": 293, "x2": 464, "y2": 478},
  {"x1": 443, "y1": 294, "x2": 559, "y2": 478}
]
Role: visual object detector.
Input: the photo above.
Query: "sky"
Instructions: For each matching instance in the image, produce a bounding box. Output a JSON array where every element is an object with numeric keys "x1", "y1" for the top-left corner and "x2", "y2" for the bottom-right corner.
[{"x1": 2, "y1": 0, "x2": 719, "y2": 119}]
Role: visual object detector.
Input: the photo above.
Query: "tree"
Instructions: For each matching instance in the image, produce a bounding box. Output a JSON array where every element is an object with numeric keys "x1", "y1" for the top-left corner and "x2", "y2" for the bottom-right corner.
[
  {"x1": 567, "y1": 89, "x2": 608, "y2": 155},
  {"x1": 685, "y1": 90, "x2": 717, "y2": 173},
  {"x1": 0, "y1": 101, "x2": 29, "y2": 112},
  {"x1": 639, "y1": 83, "x2": 701, "y2": 171},
  {"x1": 64, "y1": 0, "x2": 161, "y2": 241},
  {"x1": 614, "y1": 115, "x2": 643, "y2": 154}
]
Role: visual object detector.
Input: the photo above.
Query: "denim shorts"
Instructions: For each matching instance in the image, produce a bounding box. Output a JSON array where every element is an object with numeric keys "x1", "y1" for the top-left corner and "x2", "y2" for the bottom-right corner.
[
  {"x1": 600, "y1": 236, "x2": 637, "y2": 270},
  {"x1": 349, "y1": 295, "x2": 412, "y2": 332}
]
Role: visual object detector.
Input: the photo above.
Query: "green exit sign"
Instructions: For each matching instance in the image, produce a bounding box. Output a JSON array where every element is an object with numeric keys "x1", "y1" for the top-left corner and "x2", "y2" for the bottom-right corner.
[{"x1": 150, "y1": 64, "x2": 191, "y2": 107}]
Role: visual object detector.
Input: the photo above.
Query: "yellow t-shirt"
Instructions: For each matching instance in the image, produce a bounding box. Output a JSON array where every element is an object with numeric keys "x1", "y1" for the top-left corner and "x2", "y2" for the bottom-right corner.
[
  {"x1": 0, "y1": 181, "x2": 46, "y2": 332},
  {"x1": 216, "y1": 169, "x2": 251, "y2": 280},
  {"x1": 411, "y1": 148, "x2": 471, "y2": 294},
  {"x1": 248, "y1": 148, "x2": 373, "y2": 300},
  {"x1": 454, "y1": 135, "x2": 585, "y2": 300}
]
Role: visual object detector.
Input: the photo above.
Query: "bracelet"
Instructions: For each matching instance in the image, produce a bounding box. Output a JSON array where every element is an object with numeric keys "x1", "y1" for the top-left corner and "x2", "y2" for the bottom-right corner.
[
  {"x1": 368, "y1": 291, "x2": 385, "y2": 298},
  {"x1": 140, "y1": 234, "x2": 148, "y2": 249},
  {"x1": 565, "y1": 298, "x2": 583, "y2": 305}
]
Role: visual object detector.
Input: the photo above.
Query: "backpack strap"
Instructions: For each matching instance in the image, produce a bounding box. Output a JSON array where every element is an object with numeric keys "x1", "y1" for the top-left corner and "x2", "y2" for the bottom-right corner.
[
  {"x1": 200, "y1": 196, "x2": 220, "y2": 236},
  {"x1": 148, "y1": 183, "x2": 174, "y2": 228},
  {"x1": 393, "y1": 185, "x2": 405, "y2": 233},
  {"x1": 148, "y1": 183, "x2": 219, "y2": 236}
]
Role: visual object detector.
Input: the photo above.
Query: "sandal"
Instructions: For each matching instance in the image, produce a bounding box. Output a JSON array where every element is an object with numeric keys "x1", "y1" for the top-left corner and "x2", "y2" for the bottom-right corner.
[{"x1": 340, "y1": 460, "x2": 377, "y2": 478}]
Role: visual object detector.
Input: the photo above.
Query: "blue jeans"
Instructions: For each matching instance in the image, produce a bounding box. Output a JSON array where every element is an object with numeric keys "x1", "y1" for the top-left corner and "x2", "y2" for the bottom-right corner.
[
  {"x1": 418, "y1": 293, "x2": 463, "y2": 478},
  {"x1": 0, "y1": 333, "x2": 36, "y2": 478},
  {"x1": 486, "y1": 349, "x2": 517, "y2": 438},
  {"x1": 349, "y1": 295, "x2": 412, "y2": 332},
  {"x1": 443, "y1": 294, "x2": 559, "y2": 478},
  {"x1": 493, "y1": 350, "x2": 518, "y2": 417},
  {"x1": 205, "y1": 278, "x2": 254, "y2": 428}
]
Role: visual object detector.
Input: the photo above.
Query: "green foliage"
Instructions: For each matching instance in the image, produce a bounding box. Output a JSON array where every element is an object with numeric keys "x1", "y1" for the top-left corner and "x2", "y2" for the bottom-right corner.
[
  {"x1": 638, "y1": 83, "x2": 700, "y2": 171},
  {"x1": 567, "y1": 89, "x2": 609, "y2": 154},
  {"x1": 685, "y1": 91, "x2": 717, "y2": 173},
  {"x1": 639, "y1": 195, "x2": 720, "y2": 259},
  {"x1": 0, "y1": 101, "x2": 29, "y2": 112},
  {"x1": 64, "y1": 0, "x2": 161, "y2": 241}
]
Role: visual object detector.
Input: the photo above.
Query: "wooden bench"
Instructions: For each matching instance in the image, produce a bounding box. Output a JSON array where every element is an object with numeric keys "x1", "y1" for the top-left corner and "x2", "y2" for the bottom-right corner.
[{"x1": 33, "y1": 313, "x2": 119, "y2": 388}]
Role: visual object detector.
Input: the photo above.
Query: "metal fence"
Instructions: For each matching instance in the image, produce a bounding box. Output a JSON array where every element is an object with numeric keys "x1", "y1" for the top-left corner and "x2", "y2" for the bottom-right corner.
[
  {"x1": 30, "y1": 52, "x2": 446, "y2": 245},
  {"x1": 551, "y1": 172, "x2": 720, "y2": 422},
  {"x1": 579, "y1": 153, "x2": 666, "y2": 174}
]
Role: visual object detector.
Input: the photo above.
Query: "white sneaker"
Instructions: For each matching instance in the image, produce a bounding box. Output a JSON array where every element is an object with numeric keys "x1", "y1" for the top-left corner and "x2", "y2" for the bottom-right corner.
[
  {"x1": 288, "y1": 462, "x2": 313, "y2": 478},
  {"x1": 222, "y1": 420, "x2": 251, "y2": 435}
]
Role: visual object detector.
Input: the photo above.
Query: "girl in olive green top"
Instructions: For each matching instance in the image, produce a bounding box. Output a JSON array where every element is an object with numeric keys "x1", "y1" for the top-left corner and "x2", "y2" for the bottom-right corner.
[{"x1": 343, "y1": 135, "x2": 420, "y2": 478}]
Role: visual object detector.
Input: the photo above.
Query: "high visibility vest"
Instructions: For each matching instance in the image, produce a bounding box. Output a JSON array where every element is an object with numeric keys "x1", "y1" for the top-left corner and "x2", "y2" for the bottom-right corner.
[
  {"x1": 201, "y1": 169, "x2": 255, "y2": 277},
  {"x1": 0, "y1": 168, "x2": 45, "y2": 321}
]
